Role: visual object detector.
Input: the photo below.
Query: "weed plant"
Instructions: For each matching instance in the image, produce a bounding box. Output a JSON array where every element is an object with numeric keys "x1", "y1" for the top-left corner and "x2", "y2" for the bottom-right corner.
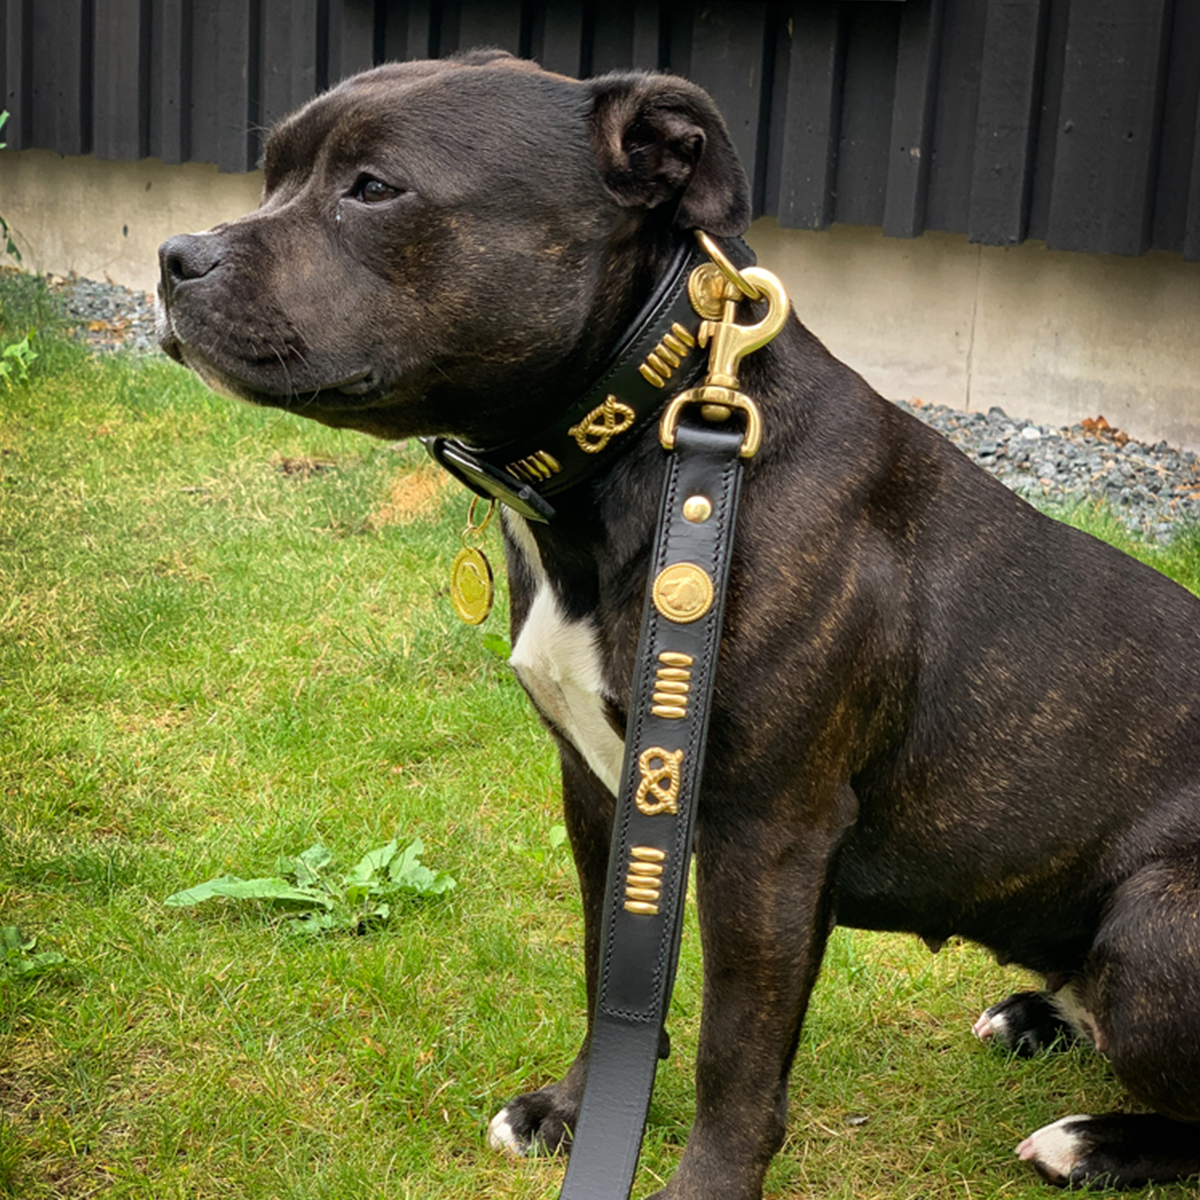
[{"x1": 1, "y1": 272, "x2": 1196, "y2": 1197}]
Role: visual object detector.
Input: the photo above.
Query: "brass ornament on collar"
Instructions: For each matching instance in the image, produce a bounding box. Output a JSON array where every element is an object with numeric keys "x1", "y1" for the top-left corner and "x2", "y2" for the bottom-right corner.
[
  {"x1": 569, "y1": 394, "x2": 636, "y2": 453},
  {"x1": 449, "y1": 495, "x2": 496, "y2": 625}
]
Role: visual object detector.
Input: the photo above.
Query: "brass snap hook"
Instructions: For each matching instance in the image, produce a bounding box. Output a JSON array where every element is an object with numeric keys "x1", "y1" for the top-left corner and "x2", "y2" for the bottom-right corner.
[{"x1": 667, "y1": 235, "x2": 791, "y2": 459}]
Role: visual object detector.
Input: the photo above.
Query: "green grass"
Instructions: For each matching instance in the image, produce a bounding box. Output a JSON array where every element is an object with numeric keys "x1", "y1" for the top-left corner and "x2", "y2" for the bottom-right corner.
[{"x1": 2, "y1": 281, "x2": 1198, "y2": 1198}]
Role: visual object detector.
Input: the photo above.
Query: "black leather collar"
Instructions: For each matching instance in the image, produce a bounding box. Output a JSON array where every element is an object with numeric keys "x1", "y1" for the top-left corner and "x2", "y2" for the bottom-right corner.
[{"x1": 422, "y1": 235, "x2": 755, "y2": 522}]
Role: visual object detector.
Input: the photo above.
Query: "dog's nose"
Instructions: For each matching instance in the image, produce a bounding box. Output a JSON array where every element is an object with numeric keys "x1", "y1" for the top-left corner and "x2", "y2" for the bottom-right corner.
[{"x1": 158, "y1": 234, "x2": 221, "y2": 298}]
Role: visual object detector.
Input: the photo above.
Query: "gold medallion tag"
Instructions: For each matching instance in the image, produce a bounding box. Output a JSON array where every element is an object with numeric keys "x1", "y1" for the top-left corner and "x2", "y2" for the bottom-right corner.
[
  {"x1": 450, "y1": 496, "x2": 496, "y2": 626},
  {"x1": 450, "y1": 546, "x2": 494, "y2": 625}
]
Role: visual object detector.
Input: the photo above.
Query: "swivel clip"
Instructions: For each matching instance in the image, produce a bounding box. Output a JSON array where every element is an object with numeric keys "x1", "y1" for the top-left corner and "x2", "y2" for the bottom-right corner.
[{"x1": 660, "y1": 231, "x2": 791, "y2": 459}]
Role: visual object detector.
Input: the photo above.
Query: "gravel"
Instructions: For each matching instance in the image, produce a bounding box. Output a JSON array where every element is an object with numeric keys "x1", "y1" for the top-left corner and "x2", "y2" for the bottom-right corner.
[
  {"x1": 894, "y1": 399, "x2": 1200, "y2": 542},
  {"x1": 52, "y1": 274, "x2": 1200, "y2": 543},
  {"x1": 48, "y1": 274, "x2": 159, "y2": 355}
]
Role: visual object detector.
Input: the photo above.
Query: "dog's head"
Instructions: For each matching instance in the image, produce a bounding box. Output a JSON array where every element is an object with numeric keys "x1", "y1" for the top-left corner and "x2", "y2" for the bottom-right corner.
[{"x1": 157, "y1": 52, "x2": 748, "y2": 444}]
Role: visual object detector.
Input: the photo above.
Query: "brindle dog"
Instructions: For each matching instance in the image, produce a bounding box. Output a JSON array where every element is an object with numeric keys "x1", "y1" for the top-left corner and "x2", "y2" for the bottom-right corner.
[{"x1": 157, "y1": 51, "x2": 1200, "y2": 1197}]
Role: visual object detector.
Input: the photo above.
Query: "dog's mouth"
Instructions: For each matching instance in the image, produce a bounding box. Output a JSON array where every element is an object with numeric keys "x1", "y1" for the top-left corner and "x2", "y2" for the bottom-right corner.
[
  {"x1": 157, "y1": 293, "x2": 411, "y2": 425},
  {"x1": 159, "y1": 317, "x2": 418, "y2": 439}
]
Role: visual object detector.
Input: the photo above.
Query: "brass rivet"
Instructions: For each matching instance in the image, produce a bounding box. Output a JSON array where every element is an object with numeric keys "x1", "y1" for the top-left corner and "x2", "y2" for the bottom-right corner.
[{"x1": 682, "y1": 495, "x2": 713, "y2": 524}]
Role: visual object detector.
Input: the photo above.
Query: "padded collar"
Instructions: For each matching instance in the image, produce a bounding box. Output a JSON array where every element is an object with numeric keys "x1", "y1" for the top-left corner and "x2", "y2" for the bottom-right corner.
[{"x1": 422, "y1": 235, "x2": 755, "y2": 522}]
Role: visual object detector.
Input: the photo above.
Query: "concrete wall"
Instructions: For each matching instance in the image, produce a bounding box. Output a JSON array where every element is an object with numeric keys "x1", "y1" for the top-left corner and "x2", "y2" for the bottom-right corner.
[
  {"x1": 1, "y1": 150, "x2": 263, "y2": 295},
  {"x1": 752, "y1": 222, "x2": 1200, "y2": 453},
  {"x1": 3, "y1": 148, "x2": 1199, "y2": 450}
]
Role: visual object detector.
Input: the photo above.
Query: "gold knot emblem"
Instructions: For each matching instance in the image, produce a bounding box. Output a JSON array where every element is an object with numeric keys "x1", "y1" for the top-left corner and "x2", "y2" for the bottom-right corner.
[
  {"x1": 652, "y1": 562, "x2": 714, "y2": 624},
  {"x1": 569, "y1": 395, "x2": 636, "y2": 454},
  {"x1": 635, "y1": 747, "x2": 684, "y2": 816}
]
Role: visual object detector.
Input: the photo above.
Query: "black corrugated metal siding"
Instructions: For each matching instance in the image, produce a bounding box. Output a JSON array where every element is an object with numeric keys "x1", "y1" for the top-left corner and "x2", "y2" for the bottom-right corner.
[{"x1": 2, "y1": 0, "x2": 1199, "y2": 261}]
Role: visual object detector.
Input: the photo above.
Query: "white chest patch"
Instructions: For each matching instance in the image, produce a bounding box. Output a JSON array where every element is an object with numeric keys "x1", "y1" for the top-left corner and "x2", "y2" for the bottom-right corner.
[{"x1": 505, "y1": 513, "x2": 625, "y2": 796}]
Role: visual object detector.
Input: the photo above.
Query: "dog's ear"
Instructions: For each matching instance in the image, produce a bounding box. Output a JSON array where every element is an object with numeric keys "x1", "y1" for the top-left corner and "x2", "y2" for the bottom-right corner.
[{"x1": 588, "y1": 74, "x2": 750, "y2": 237}]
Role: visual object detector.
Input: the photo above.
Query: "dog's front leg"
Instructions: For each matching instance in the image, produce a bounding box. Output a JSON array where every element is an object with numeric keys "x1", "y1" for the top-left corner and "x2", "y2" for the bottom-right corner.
[
  {"x1": 489, "y1": 743, "x2": 615, "y2": 1156},
  {"x1": 651, "y1": 803, "x2": 851, "y2": 1200}
]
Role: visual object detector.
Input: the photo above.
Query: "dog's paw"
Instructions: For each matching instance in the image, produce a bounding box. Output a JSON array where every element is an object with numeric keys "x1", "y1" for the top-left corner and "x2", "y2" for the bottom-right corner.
[
  {"x1": 973, "y1": 990, "x2": 1075, "y2": 1056},
  {"x1": 1017, "y1": 1113, "x2": 1200, "y2": 1189},
  {"x1": 488, "y1": 1084, "x2": 577, "y2": 1158}
]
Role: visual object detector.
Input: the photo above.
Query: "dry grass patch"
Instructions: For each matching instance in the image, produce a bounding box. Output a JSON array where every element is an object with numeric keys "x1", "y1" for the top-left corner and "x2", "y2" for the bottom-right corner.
[{"x1": 369, "y1": 465, "x2": 452, "y2": 528}]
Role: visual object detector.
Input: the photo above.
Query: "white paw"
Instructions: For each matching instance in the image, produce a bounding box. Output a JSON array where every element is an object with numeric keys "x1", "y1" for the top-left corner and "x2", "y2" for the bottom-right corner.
[
  {"x1": 487, "y1": 1107, "x2": 526, "y2": 1156},
  {"x1": 973, "y1": 1007, "x2": 1007, "y2": 1040},
  {"x1": 1017, "y1": 1115, "x2": 1088, "y2": 1183}
]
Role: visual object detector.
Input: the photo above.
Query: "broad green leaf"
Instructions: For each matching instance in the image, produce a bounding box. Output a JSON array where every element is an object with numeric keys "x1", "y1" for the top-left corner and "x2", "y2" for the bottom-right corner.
[
  {"x1": 0, "y1": 926, "x2": 65, "y2": 976},
  {"x1": 481, "y1": 632, "x2": 511, "y2": 659},
  {"x1": 164, "y1": 875, "x2": 333, "y2": 908},
  {"x1": 345, "y1": 839, "x2": 398, "y2": 886},
  {"x1": 387, "y1": 838, "x2": 423, "y2": 883},
  {"x1": 291, "y1": 843, "x2": 333, "y2": 885},
  {"x1": 388, "y1": 839, "x2": 456, "y2": 895},
  {"x1": 285, "y1": 911, "x2": 342, "y2": 936}
]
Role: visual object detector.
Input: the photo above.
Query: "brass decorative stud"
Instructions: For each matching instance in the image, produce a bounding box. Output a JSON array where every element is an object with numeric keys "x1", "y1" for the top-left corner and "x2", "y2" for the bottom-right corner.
[
  {"x1": 569, "y1": 395, "x2": 636, "y2": 453},
  {"x1": 635, "y1": 747, "x2": 684, "y2": 816},
  {"x1": 506, "y1": 449, "x2": 562, "y2": 484},
  {"x1": 682, "y1": 495, "x2": 712, "y2": 524},
  {"x1": 624, "y1": 846, "x2": 668, "y2": 915},
  {"x1": 652, "y1": 562, "x2": 714, "y2": 624},
  {"x1": 639, "y1": 323, "x2": 698, "y2": 388},
  {"x1": 651, "y1": 651, "x2": 694, "y2": 720}
]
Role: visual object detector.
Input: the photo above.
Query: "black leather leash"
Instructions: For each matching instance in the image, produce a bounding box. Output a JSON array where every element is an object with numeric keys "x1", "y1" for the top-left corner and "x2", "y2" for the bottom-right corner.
[
  {"x1": 558, "y1": 415, "x2": 747, "y2": 1199},
  {"x1": 424, "y1": 229, "x2": 791, "y2": 1197},
  {"x1": 558, "y1": 243, "x2": 790, "y2": 1200}
]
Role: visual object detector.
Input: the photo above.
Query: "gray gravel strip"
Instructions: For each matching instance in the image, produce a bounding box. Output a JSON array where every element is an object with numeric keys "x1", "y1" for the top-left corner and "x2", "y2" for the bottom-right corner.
[
  {"x1": 49, "y1": 274, "x2": 1200, "y2": 543},
  {"x1": 894, "y1": 399, "x2": 1200, "y2": 543},
  {"x1": 49, "y1": 274, "x2": 159, "y2": 354}
]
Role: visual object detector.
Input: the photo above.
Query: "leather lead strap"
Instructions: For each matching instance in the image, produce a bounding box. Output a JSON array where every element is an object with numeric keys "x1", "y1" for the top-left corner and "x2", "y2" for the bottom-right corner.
[{"x1": 559, "y1": 418, "x2": 748, "y2": 1200}]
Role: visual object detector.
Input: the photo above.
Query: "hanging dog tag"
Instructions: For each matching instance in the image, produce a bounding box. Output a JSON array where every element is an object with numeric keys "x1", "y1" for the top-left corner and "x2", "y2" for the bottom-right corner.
[
  {"x1": 450, "y1": 497, "x2": 496, "y2": 625},
  {"x1": 450, "y1": 546, "x2": 494, "y2": 625}
]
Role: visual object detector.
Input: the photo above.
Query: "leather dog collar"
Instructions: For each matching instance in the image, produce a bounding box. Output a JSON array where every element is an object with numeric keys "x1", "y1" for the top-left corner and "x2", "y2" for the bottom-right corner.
[{"x1": 422, "y1": 234, "x2": 756, "y2": 522}]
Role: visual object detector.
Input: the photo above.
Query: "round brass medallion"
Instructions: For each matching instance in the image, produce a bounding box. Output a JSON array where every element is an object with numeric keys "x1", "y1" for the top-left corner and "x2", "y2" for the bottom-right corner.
[
  {"x1": 450, "y1": 547, "x2": 494, "y2": 625},
  {"x1": 652, "y1": 562, "x2": 714, "y2": 624},
  {"x1": 686, "y1": 262, "x2": 729, "y2": 319}
]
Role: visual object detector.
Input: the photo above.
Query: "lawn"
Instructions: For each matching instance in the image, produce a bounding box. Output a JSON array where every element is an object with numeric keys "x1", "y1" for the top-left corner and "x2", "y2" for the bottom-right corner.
[{"x1": 2, "y1": 281, "x2": 1196, "y2": 1198}]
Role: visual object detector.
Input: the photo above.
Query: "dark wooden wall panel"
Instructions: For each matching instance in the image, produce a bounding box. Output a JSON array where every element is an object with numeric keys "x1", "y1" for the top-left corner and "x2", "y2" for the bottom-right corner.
[
  {"x1": 454, "y1": 0, "x2": 522, "y2": 56},
  {"x1": 2, "y1": 0, "x2": 32, "y2": 150},
  {"x1": 260, "y1": 0, "x2": 318, "y2": 131},
  {"x1": 148, "y1": 0, "x2": 190, "y2": 164},
  {"x1": 590, "y1": 3, "x2": 635, "y2": 77},
  {"x1": 93, "y1": 0, "x2": 149, "y2": 160},
  {"x1": 30, "y1": 0, "x2": 92, "y2": 156},
  {"x1": 1045, "y1": 0, "x2": 1171, "y2": 256},
  {"x1": 5, "y1": 0, "x2": 1200, "y2": 260},
  {"x1": 328, "y1": 0, "x2": 377, "y2": 83},
  {"x1": 630, "y1": 3, "x2": 661, "y2": 71},
  {"x1": 536, "y1": 1, "x2": 583, "y2": 76},
  {"x1": 966, "y1": 0, "x2": 1048, "y2": 246},
  {"x1": 922, "y1": 0, "x2": 984, "y2": 235},
  {"x1": 380, "y1": 1, "x2": 437, "y2": 62},
  {"x1": 1150, "y1": 0, "x2": 1200, "y2": 254},
  {"x1": 834, "y1": 4, "x2": 900, "y2": 229},
  {"x1": 769, "y1": 3, "x2": 846, "y2": 231},
  {"x1": 686, "y1": 2, "x2": 768, "y2": 206},
  {"x1": 187, "y1": 0, "x2": 258, "y2": 172},
  {"x1": 882, "y1": 0, "x2": 943, "y2": 237}
]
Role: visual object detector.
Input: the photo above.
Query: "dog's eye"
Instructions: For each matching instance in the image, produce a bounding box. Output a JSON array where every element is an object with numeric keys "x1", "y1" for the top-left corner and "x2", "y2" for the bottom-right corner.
[{"x1": 353, "y1": 176, "x2": 403, "y2": 204}]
